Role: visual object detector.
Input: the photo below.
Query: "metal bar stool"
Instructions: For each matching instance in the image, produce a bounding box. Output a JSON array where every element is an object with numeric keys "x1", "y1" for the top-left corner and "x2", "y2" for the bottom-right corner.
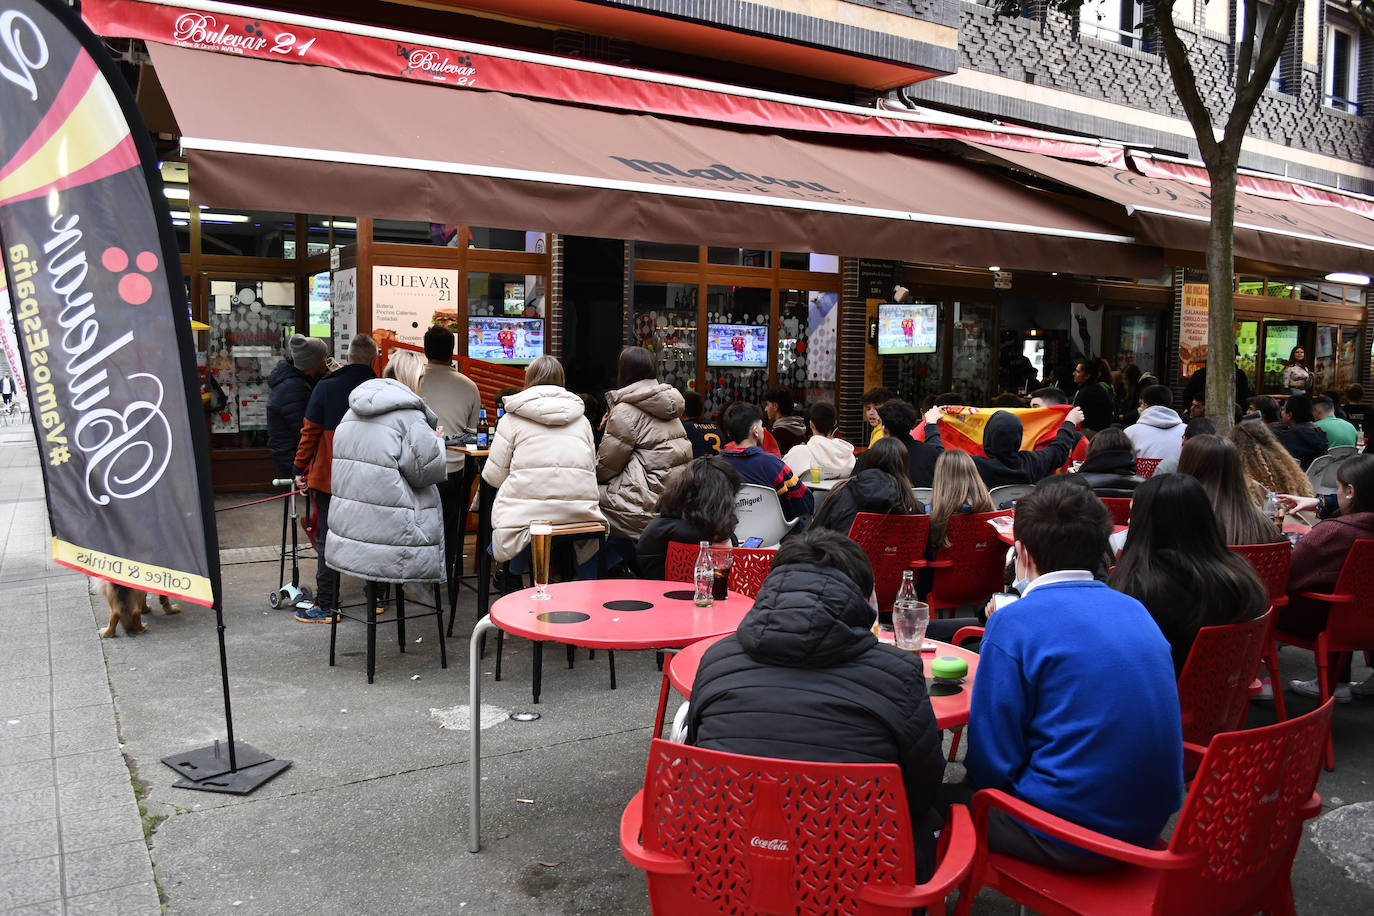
[{"x1": 329, "y1": 581, "x2": 448, "y2": 684}]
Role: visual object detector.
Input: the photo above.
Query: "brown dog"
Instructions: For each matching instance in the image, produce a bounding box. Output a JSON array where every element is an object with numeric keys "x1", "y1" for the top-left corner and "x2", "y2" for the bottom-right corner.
[{"x1": 98, "y1": 580, "x2": 181, "y2": 637}]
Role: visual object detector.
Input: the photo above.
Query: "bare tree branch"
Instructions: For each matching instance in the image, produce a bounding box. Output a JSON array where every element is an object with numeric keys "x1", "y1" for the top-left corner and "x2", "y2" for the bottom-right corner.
[{"x1": 1153, "y1": 0, "x2": 1219, "y2": 165}]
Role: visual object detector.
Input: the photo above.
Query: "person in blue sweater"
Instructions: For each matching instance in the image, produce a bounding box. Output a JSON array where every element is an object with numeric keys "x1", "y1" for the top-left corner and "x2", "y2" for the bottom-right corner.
[
  {"x1": 719, "y1": 402, "x2": 814, "y2": 521},
  {"x1": 965, "y1": 476, "x2": 1183, "y2": 872}
]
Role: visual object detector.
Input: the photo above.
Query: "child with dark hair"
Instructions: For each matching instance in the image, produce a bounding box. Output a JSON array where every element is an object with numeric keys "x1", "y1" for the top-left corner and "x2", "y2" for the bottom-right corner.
[
  {"x1": 811, "y1": 437, "x2": 923, "y2": 536},
  {"x1": 680, "y1": 389, "x2": 722, "y2": 458},
  {"x1": 765, "y1": 387, "x2": 807, "y2": 453},
  {"x1": 861, "y1": 386, "x2": 894, "y2": 447},
  {"x1": 636, "y1": 457, "x2": 742, "y2": 580},
  {"x1": 782, "y1": 400, "x2": 855, "y2": 480},
  {"x1": 853, "y1": 399, "x2": 940, "y2": 487},
  {"x1": 719, "y1": 402, "x2": 813, "y2": 521}
]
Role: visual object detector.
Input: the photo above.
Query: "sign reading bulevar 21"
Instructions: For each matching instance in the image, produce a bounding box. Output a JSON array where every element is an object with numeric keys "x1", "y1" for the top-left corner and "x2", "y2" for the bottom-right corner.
[{"x1": 0, "y1": 0, "x2": 217, "y2": 605}]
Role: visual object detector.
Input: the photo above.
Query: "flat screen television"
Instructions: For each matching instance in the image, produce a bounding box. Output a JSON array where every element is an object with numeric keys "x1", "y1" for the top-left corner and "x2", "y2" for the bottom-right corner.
[
  {"x1": 877, "y1": 302, "x2": 938, "y2": 355},
  {"x1": 705, "y1": 323, "x2": 769, "y2": 368},
  {"x1": 468, "y1": 316, "x2": 544, "y2": 365}
]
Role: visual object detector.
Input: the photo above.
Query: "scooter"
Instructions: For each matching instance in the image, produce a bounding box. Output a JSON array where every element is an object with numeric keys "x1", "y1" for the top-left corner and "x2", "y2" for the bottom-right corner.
[{"x1": 268, "y1": 478, "x2": 314, "y2": 610}]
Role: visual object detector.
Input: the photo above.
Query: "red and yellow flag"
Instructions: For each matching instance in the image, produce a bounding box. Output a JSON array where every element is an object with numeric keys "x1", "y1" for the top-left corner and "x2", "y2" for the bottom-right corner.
[{"x1": 927, "y1": 405, "x2": 1072, "y2": 458}]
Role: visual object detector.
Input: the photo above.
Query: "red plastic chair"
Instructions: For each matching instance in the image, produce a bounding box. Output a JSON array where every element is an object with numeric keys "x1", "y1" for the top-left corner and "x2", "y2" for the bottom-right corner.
[
  {"x1": 663, "y1": 541, "x2": 775, "y2": 598},
  {"x1": 1177, "y1": 609, "x2": 1273, "y2": 755},
  {"x1": 1100, "y1": 496, "x2": 1133, "y2": 526},
  {"x1": 954, "y1": 699, "x2": 1334, "y2": 916},
  {"x1": 1229, "y1": 541, "x2": 1293, "y2": 722},
  {"x1": 621, "y1": 739, "x2": 975, "y2": 916},
  {"x1": 1273, "y1": 538, "x2": 1374, "y2": 769},
  {"x1": 847, "y1": 512, "x2": 931, "y2": 616},
  {"x1": 926, "y1": 511, "x2": 1012, "y2": 618},
  {"x1": 1135, "y1": 457, "x2": 1162, "y2": 479}
]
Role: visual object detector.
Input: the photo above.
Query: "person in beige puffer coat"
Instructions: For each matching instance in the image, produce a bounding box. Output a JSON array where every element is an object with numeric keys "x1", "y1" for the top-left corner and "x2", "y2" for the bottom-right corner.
[
  {"x1": 483, "y1": 356, "x2": 604, "y2": 563},
  {"x1": 597, "y1": 347, "x2": 692, "y2": 542}
]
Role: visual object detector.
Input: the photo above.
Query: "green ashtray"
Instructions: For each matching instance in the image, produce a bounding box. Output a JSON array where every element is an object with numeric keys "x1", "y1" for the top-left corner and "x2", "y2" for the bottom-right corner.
[{"x1": 930, "y1": 656, "x2": 968, "y2": 681}]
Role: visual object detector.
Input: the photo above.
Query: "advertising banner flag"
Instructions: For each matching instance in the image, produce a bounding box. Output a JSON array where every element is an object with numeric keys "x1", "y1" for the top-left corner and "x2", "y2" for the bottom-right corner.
[
  {"x1": 0, "y1": 0, "x2": 219, "y2": 606},
  {"x1": 931, "y1": 405, "x2": 1073, "y2": 458}
]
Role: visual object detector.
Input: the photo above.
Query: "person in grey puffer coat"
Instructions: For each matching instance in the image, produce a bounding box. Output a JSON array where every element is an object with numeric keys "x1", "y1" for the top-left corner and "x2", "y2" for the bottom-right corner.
[
  {"x1": 686, "y1": 529, "x2": 946, "y2": 879},
  {"x1": 327, "y1": 378, "x2": 448, "y2": 584},
  {"x1": 1124, "y1": 384, "x2": 1185, "y2": 462},
  {"x1": 596, "y1": 347, "x2": 692, "y2": 541}
]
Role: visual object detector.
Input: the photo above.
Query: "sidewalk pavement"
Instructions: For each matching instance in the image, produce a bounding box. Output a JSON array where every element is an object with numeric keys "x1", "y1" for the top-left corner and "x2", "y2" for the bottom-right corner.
[{"x1": 3, "y1": 428, "x2": 1374, "y2": 914}]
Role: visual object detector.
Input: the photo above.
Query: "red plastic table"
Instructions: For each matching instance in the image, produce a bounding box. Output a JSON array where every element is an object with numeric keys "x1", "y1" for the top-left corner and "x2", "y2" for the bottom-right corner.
[
  {"x1": 467, "y1": 581, "x2": 754, "y2": 851},
  {"x1": 665, "y1": 633, "x2": 980, "y2": 731}
]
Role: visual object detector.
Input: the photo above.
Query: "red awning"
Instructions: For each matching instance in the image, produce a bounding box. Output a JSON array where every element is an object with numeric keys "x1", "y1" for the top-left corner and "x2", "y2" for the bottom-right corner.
[
  {"x1": 148, "y1": 42, "x2": 1162, "y2": 277},
  {"x1": 966, "y1": 144, "x2": 1374, "y2": 276}
]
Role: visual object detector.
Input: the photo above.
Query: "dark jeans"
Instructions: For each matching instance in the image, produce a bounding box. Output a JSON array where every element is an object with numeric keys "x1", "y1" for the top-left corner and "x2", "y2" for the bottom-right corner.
[
  {"x1": 941, "y1": 783, "x2": 1118, "y2": 874},
  {"x1": 436, "y1": 468, "x2": 466, "y2": 587},
  {"x1": 313, "y1": 490, "x2": 340, "y2": 611}
]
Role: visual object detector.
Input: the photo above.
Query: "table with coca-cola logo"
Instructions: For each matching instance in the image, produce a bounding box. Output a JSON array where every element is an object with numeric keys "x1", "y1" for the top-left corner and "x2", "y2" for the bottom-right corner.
[{"x1": 467, "y1": 580, "x2": 754, "y2": 852}]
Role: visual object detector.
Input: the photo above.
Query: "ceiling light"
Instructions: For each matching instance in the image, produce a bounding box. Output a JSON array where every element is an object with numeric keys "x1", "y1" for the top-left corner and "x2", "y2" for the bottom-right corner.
[
  {"x1": 988, "y1": 266, "x2": 1001, "y2": 272},
  {"x1": 163, "y1": 187, "x2": 189, "y2": 200},
  {"x1": 168, "y1": 210, "x2": 251, "y2": 223},
  {"x1": 1324, "y1": 271, "x2": 1370, "y2": 285}
]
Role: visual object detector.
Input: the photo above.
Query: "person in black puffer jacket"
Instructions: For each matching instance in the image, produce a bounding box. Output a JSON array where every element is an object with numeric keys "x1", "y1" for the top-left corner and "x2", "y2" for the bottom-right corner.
[
  {"x1": 1074, "y1": 427, "x2": 1142, "y2": 498},
  {"x1": 266, "y1": 335, "x2": 327, "y2": 477},
  {"x1": 686, "y1": 530, "x2": 946, "y2": 878}
]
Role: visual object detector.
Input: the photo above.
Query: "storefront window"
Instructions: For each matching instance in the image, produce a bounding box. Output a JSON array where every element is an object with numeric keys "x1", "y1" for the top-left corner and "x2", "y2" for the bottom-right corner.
[
  {"x1": 707, "y1": 247, "x2": 771, "y2": 267},
  {"x1": 950, "y1": 301, "x2": 995, "y2": 406},
  {"x1": 468, "y1": 272, "x2": 546, "y2": 364},
  {"x1": 375, "y1": 219, "x2": 448, "y2": 245},
  {"x1": 1236, "y1": 320, "x2": 1260, "y2": 394},
  {"x1": 894, "y1": 302, "x2": 944, "y2": 407},
  {"x1": 1236, "y1": 275, "x2": 1265, "y2": 296},
  {"x1": 1113, "y1": 312, "x2": 1158, "y2": 376},
  {"x1": 780, "y1": 252, "x2": 840, "y2": 272},
  {"x1": 1262, "y1": 321, "x2": 1302, "y2": 391},
  {"x1": 470, "y1": 227, "x2": 543, "y2": 251},
  {"x1": 1316, "y1": 325, "x2": 1340, "y2": 391},
  {"x1": 307, "y1": 215, "x2": 357, "y2": 252},
  {"x1": 702, "y1": 285, "x2": 770, "y2": 418},
  {"x1": 198, "y1": 210, "x2": 294, "y2": 258},
  {"x1": 779, "y1": 289, "x2": 837, "y2": 405},
  {"x1": 1339, "y1": 327, "x2": 1361, "y2": 389},
  {"x1": 206, "y1": 278, "x2": 296, "y2": 449},
  {"x1": 633, "y1": 241, "x2": 699, "y2": 262},
  {"x1": 307, "y1": 270, "x2": 331, "y2": 339},
  {"x1": 632, "y1": 282, "x2": 698, "y2": 393}
]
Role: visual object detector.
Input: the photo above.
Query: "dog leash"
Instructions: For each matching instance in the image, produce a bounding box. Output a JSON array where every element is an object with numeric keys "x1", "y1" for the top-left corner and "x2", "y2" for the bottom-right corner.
[{"x1": 214, "y1": 491, "x2": 301, "y2": 513}]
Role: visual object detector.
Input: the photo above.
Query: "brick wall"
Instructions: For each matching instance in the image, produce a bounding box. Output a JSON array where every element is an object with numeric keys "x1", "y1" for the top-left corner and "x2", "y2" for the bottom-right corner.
[{"x1": 905, "y1": 3, "x2": 1374, "y2": 193}]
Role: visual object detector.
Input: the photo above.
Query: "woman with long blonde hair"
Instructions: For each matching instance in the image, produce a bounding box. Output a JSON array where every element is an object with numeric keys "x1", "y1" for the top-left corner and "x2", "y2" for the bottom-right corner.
[
  {"x1": 383, "y1": 348, "x2": 426, "y2": 394},
  {"x1": 928, "y1": 449, "x2": 993, "y2": 550},
  {"x1": 1228, "y1": 420, "x2": 1313, "y2": 499}
]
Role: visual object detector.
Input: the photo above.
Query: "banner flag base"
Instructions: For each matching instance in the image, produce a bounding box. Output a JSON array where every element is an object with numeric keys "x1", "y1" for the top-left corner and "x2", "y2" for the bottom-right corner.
[{"x1": 162, "y1": 740, "x2": 291, "y2": 795}]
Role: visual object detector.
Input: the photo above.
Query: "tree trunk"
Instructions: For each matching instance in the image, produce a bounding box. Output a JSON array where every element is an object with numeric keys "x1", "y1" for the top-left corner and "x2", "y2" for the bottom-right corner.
[{"x1": 1205, "y1": 163, "x2": 1240, "y2": 436}]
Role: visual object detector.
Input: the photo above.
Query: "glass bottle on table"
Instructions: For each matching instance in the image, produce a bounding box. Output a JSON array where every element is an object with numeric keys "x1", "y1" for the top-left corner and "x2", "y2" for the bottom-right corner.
[
  {"x1": 476, "y1": 408, "x2": 490, "y2": 448},
  {"x1": 892, "y1": 569, "x2": 928, "y2": 650},
  {"x1": 693, "y1": 541, "x2": 713, "y2": 607}
]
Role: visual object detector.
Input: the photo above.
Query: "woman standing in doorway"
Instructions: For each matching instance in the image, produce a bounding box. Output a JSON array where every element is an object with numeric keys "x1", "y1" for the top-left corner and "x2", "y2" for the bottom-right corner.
[{"x1": 1281, "y1": 346, "x2": 1313, "y2": 396}]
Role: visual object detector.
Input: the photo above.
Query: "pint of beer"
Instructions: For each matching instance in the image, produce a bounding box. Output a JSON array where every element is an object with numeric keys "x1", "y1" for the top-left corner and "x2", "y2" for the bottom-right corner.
[{"x1": 530, "y1": 521, "x2": 554, "y2": 600}]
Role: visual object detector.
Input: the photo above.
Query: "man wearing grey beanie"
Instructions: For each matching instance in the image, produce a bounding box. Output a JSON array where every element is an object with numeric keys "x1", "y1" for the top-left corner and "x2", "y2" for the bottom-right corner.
[{"x1": 267, "y1": 334, "x2": 329, "y2": 478}]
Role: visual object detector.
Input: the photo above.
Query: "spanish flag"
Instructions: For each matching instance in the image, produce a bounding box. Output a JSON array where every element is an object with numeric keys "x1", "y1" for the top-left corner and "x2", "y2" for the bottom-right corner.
[{"x1": 927, "y1": 405, "x2": 1073, "y2": 458}]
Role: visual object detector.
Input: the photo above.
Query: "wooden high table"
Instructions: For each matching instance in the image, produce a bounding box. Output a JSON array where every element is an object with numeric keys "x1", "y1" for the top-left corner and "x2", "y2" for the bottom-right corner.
[{"x1": 467, "y1": 580, "x2": 754, "y2": 852}]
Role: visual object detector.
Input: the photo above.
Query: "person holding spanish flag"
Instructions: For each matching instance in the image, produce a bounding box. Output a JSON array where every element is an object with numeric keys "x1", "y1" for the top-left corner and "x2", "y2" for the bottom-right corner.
[{"x1": 922, "y1": 403, "x2": 1084, "y2": 489}]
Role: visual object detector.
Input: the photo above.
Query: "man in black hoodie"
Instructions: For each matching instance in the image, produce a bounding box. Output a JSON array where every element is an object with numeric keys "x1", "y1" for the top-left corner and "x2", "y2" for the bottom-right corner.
[
  {"x1": 687, "y1": 529, "x2": 945, "y2": 877},
  {"x1": 923, "y1": 403, "x2": 1084, "y2": 488}
]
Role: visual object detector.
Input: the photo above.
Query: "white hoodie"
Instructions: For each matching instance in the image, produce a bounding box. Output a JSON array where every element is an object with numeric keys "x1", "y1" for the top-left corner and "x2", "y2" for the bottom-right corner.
[
  {"x1": 784, "y1": 435, "x2": 856, "y2": 479},
  {"x1": 1125, "y1": 405, "x2": 1185, "y2": 460}
]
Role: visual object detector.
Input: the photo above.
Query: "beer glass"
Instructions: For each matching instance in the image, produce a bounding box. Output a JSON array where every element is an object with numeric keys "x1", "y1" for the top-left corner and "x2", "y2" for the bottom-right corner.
[{"x1": 530, "y1": 520, "x2": 553, "y2": 600}]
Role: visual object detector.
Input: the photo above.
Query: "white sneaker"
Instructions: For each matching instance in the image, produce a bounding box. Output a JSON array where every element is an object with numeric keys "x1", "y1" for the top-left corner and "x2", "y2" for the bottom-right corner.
[
  {"x1": 1289, "y1": 677, "x2": 1351, "y2": 703},
  {"x1": 1350, "y1": 674, "x2": 1374, "y2": 698}
]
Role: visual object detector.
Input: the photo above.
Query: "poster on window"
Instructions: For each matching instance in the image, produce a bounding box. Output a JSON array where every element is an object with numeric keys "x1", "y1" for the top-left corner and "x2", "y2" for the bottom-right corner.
[
  {"x1": 807, "y1": 291, "x2": 838, "y2": 383},
  {"x1": 0, "y1": 279, "x2": 28, "y2": 400},
  {"x1": 372, "y1": 266, "x2": 458, "y2": 348},
  {"x1": 332, "y1": 267, "x2": 356, "y2": 360},
  {"x1": 1179, "y1": 284, "x2": 1210, "y2": 378}
]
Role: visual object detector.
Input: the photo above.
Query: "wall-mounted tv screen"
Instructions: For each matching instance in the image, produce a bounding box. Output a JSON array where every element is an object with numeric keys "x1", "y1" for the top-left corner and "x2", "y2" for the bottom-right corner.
[
  {"x1": 469, "y1": 316, "x2": 544, "y2": 365},
  {"x1": 706, "y1": 323, "x2": 769, "y2": 368},
  {"x1": 877, "y1": 302, "x2": 938, "y2": 355}
]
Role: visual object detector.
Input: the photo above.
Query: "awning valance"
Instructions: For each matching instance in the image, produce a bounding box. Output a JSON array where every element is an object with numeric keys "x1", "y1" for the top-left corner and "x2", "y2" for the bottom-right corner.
[
  {"x1": 965, "y1": 144, "x2": 1374, "y2": 276},
  {"x1": 147, "y1": 42, "x2": 1163, "y2": 278}
]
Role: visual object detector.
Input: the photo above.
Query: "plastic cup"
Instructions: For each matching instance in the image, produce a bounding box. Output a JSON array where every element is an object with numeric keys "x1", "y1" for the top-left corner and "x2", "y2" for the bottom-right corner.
[{"x1": 810, "y1": 466, "x2": 822, "y2": 484}]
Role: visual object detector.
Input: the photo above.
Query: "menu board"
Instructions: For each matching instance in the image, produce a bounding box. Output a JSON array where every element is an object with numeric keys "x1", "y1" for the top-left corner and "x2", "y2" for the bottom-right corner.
[
  {"x1": 1179, "y1": 284, "x2": 1209, "y2": 377},
  {"x1": 372, "y1": 266, "x2": 458, "y2": 348}
]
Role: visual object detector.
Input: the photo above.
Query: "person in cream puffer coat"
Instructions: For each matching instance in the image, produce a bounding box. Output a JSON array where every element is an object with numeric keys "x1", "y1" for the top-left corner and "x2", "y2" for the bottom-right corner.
[
  {"x1": 328, "y1": 378, "x2": 447, "y2": 584},
  {"x1": 597, "y1": 347, "x2": 692, "y2": 540},
  {"x1": 483, "y1": 362, "x2": 604, "y2": 563}
]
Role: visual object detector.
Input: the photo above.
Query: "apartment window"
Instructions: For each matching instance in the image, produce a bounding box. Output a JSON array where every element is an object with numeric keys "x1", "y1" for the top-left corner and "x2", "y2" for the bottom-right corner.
[
  {"x1": 1079, "y1": 0, "x2": 1145, "y2": 51},
  {"x1": 1325, "y1": 14, "x2": 1361, "y2": 112},
  {"x1": 1236, "y1": 0, "x2": 1285, "y2": 91}
]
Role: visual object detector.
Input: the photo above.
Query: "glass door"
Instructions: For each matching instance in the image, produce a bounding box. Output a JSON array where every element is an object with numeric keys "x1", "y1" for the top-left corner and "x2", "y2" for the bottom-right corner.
[
  {"x1": 631, "y1": 281, "x2": 698, "y2": 392},
  {"x1": 205, "y1": 275, "x2": 297, "y2": 449},
  {"x1": 1260, "y1": 320, "x2": 1309, "y2": 393},
  {"x1": 950, "y1": 300, "x2": 996, "y2": 406}
]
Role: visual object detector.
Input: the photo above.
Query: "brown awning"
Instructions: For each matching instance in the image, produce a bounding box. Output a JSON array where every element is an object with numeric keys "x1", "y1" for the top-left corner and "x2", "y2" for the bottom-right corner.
[
  {"x1": 964, "y1": 143, "x2": 1374, "y2": 276},
  {"x1": 148, "y1": 43, "x2": 1161, "y2": 278}
]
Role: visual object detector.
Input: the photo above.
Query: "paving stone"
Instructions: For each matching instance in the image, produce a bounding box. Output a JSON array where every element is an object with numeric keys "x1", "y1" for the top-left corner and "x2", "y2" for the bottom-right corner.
[
  {"x1": 0, "y1": 759, "x2": 55, "y2": 794},
  {"x1": 65, "y1": 880, "x2": 161, "y2": 916},
  {"x1": 0, "y1": 786, "x2": 55, "y2": 827},
  {"x1": 62, "y1": 840, "x2": 155, "y2": 898},
  {"x1": 52, "y1": 721, "x2": 120, "y2": 757},
  {"x1": 54, "y1": 748, "x2": 129, "y2": 787},
  {"x1": 59, "y1": 803, "x2": 145, "y2": 854},
  {"x1": 0, "y1": 691, "x2": 49, "y2": 717},
  {"x1": 0, "y1": 654, "x2": 50, "y2": 678},
  {"x1": 0, "y1": 711, "x2": 53, "y2": 738},
  {"x1": 4, "y1": 899, "x2": 64, "y2": 916},
  {"x1": 0, "y1": 816, "x2": 58, "y2": 865},
  {"x1": 57, "y1": 777, "x2": 134, "y2": 816},
  {"x1": 0, "y1": 734, "x2": 52, "y2": 766},
  {"x1": 51, "y1": 685, "x2": 115, "y2": 711},
  {"x1": 0, "y1": 854, "x2": 61, "y2": 910},
  {"x1": 52, "y1": 702, "x2": 116, "y2": 734}
]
